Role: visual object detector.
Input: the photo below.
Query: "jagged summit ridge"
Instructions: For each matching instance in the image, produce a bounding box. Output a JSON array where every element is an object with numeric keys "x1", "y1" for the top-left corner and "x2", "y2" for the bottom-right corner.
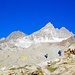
[
  {"x1": 3, "y1": 22, "x2": 74, "y2": 41},
  {"x1": 57, "y1": 27, "x2": 73, "y2": 38},
  {"x1": 0, "y1": 22, "x2": 74, "y2": 48},
  {"x1": 30, "y1": 22, "x2": 55, "y2": 39},
  {"x1": 30, "y1": 22, "x2": 73, "y2": 39}
]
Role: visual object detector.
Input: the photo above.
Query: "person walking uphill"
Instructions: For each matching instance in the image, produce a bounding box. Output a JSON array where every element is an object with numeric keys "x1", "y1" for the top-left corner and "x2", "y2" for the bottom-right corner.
[
  {"x1": 58, "y1": 50, "x2": 62, "y2": 56},
  {"x1": 44, "y1": 54, "x2": 48, "y2": 59}
]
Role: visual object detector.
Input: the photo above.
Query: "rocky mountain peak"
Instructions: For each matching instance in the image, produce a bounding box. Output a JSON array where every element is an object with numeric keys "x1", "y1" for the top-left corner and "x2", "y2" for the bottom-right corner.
[
  {"x1": 60, "y1": 27, "x2": 69, "y2": 32},
  {"x1": 59, "y1": 27, "x2": 74, "y2": 37},
  {"x1": 30, "y1": 22, "x2": 74, "y2": 41},
  {"x1": 42, "y1": 22, "x2": 54, "y2": 30},
  {"x1": 6, "y1": 31, "x2": 26, "y2": 40}
]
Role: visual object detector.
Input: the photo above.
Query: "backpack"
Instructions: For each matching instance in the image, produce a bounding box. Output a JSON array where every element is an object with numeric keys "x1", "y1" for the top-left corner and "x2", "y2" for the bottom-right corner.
[
  {"x1": 44, "y1": 54, "x2": 48, "y2": 58},
  {"x1": 58, "y1": 50, "x2": 61, "y2": 56}
]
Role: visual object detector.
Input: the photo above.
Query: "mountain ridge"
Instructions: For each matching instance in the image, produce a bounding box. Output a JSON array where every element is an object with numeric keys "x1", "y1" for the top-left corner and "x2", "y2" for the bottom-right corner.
[
  {"x1": 0, "y1": 22, "x2": 74, "y2": 39},
  {"x1": 0, "y1": 22, "x2": 74, "y2": 48}
]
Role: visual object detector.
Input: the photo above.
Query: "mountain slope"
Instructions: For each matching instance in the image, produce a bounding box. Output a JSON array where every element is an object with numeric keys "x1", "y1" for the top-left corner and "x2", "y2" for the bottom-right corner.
[{"x1": 0, "y1": 22, "x2": 75, "y2": 68}]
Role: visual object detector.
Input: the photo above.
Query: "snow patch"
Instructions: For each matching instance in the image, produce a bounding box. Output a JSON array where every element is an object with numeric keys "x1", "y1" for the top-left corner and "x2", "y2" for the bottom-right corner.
[
  {"x1": 15, "y1": 37, "x2": 32, "y2": 48},
  {"x1": 15, "y1": 36, "x2": 68, "y2": 48},
  {"x1": 34, "y1": 37, "x2": 68, "y2": 43},
  {"x1": 52, "y1": 37, "x2": 68, "y2": 42}
]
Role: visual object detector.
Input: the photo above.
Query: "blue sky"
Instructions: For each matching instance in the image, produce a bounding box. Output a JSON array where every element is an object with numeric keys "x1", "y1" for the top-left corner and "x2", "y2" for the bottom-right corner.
[{"x1": 0, "y1": 0, "x2": 75, "y2": 38}]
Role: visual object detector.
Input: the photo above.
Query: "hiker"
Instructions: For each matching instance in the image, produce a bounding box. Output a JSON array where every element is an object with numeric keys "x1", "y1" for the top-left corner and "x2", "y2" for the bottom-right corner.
[
  {"x1": 44, "y1": 54, "x2": 48, "y2": 59},
  {"x1": 58, "y1": 50, "x2": 62, "y2": 56}
]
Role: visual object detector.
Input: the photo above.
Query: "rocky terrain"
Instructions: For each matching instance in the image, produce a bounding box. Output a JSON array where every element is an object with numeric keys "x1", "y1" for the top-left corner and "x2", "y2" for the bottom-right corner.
[
  {"x1": 0, "y1": 22, "x2": 75, "y2": 75},
  {"x1": 0, "y1": 44, "x2": 75, "y2": 75}
]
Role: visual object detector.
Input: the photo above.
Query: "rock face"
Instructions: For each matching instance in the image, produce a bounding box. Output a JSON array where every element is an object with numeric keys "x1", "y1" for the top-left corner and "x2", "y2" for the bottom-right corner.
[
  {"x1": 31, "y1": 22, "x2": 73, "y2": 38},
  {"x1": 64, "y1": 43, "x2": 75, "y2": 58},
  {"x1": 30, "y1": 22, "x2": 73, "y2": 43}
]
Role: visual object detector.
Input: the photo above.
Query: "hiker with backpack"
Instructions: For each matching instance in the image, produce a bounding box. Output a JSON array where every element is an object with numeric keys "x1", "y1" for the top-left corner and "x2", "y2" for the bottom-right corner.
[
  {"x1": 58, "y1": 50, "x2": 62, "y2": 56},
  {"x1": 44, "y1": 54, "x2": 48, "y2": 59}
]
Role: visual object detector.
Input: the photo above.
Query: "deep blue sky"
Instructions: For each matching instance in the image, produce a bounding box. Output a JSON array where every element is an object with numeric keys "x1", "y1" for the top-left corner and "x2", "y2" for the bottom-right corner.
[{"x1": 0, "y1": 0, "x2": 75, "y2": 38}]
